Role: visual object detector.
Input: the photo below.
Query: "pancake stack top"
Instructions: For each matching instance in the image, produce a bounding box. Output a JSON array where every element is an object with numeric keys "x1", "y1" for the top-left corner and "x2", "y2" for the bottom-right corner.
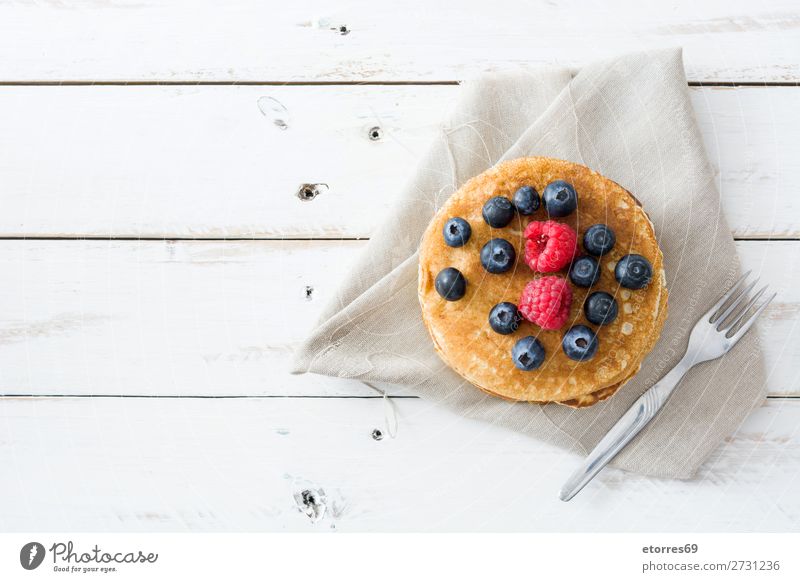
[{"x1": 418, "y1": 157, "x2": 667, "y2": 407}]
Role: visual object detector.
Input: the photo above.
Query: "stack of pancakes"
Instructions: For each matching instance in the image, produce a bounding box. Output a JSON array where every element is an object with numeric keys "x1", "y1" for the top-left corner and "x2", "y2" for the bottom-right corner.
[{"x1": 418, "y1": 157, "x2": 667, "y2": 407}]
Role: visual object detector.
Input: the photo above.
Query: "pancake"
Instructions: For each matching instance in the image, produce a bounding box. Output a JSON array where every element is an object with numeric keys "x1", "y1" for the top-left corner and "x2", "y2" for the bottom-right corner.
[{"x1": 418, "y1": 157, "x2": 667, "y2": 407}]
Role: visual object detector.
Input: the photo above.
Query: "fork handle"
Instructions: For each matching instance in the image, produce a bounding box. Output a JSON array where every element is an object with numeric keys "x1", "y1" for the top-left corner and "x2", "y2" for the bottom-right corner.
[{"x1": 559, "y1": 356, "x2": 692, "y2": 502}]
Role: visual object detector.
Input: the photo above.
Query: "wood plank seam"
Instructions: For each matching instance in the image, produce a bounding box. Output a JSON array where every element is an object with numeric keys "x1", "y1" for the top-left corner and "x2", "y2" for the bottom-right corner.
[
  {"x1": 0, "y1": 81, "x2": 795, "y2": 87},
  {"x1": 0, "y1": 236, "x2": 792, "y2": 241},
  {"x1": 0, "y1": 395, "x2": 793, "y2": 400}
]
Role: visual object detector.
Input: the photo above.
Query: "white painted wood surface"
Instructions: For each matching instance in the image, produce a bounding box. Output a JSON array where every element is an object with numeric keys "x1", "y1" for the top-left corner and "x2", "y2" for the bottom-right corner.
[
  {"x1": 1, "y1": 397, "x2": 798, "y2": 532},
  {"x1": 0, "y1": 239, "x2": 796, "y2": 397},
  {"x1": 0, "y1": 85, "x2": 797, "y2": 238},
  {"x1": 0, "y1": 0, "x2": 798, "y2": 532},
  {"x1": 0, "y1": 0, "x2": 798, "y2": 83}
]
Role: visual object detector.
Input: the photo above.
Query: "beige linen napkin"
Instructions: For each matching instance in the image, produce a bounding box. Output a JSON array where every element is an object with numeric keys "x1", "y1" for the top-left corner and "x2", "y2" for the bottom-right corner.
[{"x1": 291, "y1": 48, "x2": 767, "y2": 479}]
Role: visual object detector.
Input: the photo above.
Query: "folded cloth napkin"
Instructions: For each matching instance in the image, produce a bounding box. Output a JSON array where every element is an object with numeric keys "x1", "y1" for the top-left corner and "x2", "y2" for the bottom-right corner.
[{"x1": 291, "y1": 48, "x2": 767, "y2": 479}]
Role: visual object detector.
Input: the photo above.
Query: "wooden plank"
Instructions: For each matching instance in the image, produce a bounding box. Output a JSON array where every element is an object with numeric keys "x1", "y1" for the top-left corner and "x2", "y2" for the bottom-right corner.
[
  {"x1": 0, "y1": 85, "x2": 797, "y2": 239},
  {"x1": 0, "y1": 396, "x2": 797, "y2": 531},
  {"x1": 0, "y1": 239, "x2": 372, "y2": 397},
  {"x1": 0, "y1": 239, "x2": 796, "y2": 397},
  {"x1": 0, "y1": 1, "x2": 797, "y2": 83}
]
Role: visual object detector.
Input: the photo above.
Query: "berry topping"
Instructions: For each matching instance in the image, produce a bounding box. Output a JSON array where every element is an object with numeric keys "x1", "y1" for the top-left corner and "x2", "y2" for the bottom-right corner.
[
  {"x1": 518, "y1": 276, "x2": 573, "y2": 330},
  {"x1": 512, "y1": 186, "x2": 540, "y2": 215},
  {"x1": 512, "y1": 336, "x2": 546, "y2": 371},
  {"x1": 562, "y1": 325, "x2": 599, "y2": 361},
  {"x1": 584, "y1": 291, "x2": 619, "y2": 326},
  {"x1": 482, "y1": 196, "x2": 515, "y2": 228},
  {"x1": 442, "y1": 217, "x2": 471, "y2": 247},
  {"x1": 480, "y1": 238, "x2": 516, "y2": 274},
  {"x1": 569, "y1": 255, "x2": 600, "y2": 287},
  {"x1": 583, "y1": 224, "x2": 616, "y2": 256},
  {"x1": 523, "y1": 220, "x2": 578, "y2": 273},
  {"x1": 542, "y1": 180, "x2": 578, "y2": 217},
  {"x1": 615, "y1": 254, "x2": 653, "y2": 289},
  {"x1": 434, "y1": 267, "x2": 466, "y2": 301},
  {"x1": 489, "y1": 302, "x2": 522, "y2": 335}
]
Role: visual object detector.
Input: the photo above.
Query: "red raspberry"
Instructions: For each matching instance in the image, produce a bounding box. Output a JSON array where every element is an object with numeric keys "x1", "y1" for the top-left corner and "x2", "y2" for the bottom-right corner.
[
  {"x1": 518, "y1": 276, "x2": 573, "y2": 330},
  {"x1": 524, "y1": 220, "x2": 577, "y2": 273}
]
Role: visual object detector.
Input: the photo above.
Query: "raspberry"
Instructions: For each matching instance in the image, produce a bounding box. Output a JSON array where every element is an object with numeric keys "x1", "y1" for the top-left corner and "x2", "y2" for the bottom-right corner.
[
  {"x1": 523, "y1": 220, "x2": 578, "y2": 273},
  {"x1": 518, "y1": 276, "x2": 573, "y2": 330}
]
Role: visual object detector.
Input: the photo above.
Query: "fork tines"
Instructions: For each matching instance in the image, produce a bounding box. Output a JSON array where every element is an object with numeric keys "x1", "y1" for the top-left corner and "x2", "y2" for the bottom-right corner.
[{"x1": 708, "y1": 270, "x2": 776, "y2": 340}]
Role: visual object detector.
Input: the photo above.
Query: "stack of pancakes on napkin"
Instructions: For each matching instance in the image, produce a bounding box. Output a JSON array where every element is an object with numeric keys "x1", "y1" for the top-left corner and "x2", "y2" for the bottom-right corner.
[{"x1": 418, "y1": 158, "x2": 667, "y2": 407}]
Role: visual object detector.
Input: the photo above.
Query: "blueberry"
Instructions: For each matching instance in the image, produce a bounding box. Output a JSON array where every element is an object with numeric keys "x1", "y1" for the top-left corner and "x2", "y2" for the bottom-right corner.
[
  {"x1": 489, "y1": 302, "x2": 521, "y2": 335},
  {"x1": 480, "y1": 238, "x2": 516, "y2": 274},
  {"x1": 512, "y1": 336, "x2": 546, "y2": 371},
  {"x1": 482, "y1": 196, "x2": 515, "y2": 228},
  {"x1": 512, "y1": 186, "x2": 540, "y2": 215},
  {"x1": 435, "y1": 267, "x2": 467, "y2": 301},
  {"x1": 584, "y1": 291, "x2": 618, "y2": 326},
  {"x1": 615, "y1": 254, "x2": 653, "y2": 290},
  {"x1": 442, "y1": 217, "x2": 471, "y2": 247},
  {"x1": 583, "y1": 224, "x2": 616, "y2": 256},
  {"x1": 569, "y1": 255, "x2": 600, "y2": 287},
  {"x1": 542, "y1": 180, "x2": 578, "y2": 217},
  {"x1": 562, "y1": 325, "x2": 599, "y2": 361}
]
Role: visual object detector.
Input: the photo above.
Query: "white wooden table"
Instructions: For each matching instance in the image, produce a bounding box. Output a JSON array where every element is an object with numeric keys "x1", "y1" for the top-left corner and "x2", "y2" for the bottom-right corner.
[{"x1": 0, "y1": 0, "x2": 798, "y2": 532}]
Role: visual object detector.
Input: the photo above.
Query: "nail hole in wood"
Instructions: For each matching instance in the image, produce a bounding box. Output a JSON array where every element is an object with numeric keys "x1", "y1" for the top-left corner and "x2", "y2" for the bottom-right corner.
[
  {"x1": 296, "y1": 183, "x2": 327, "y2": 201},
  {"x1": 294, "y1": 488, "x2": 327, "y2": 523},
  {"x1": 368, "y1": 126, "x2": 383, "y2": 141},
  {"x1": 371, "y1": 428, "x2": 383, "y2": 441}
]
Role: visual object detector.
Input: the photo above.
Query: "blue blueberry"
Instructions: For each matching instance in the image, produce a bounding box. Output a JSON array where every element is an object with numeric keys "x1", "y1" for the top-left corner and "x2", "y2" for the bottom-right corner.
[
  {"x1": 569, "y1": 255, "x2": 600, "y2": 287},
  {"x1": 512, "y1": 336, "x2": 546, "y2": 371},
  {"x1": 583, "y1": 224, "x2": 616, "y2": 256},
  {"x1": 562, "y1": 325, "x2": 599, "y2": 361},
  {"x1": 542, "y1": 180, "x2": 578, "y2": 217},
  {"x1": 615, "y1": 254, "x2": 653, "y2": 290},
  {"x1": 512, "y1": 186, "x2": 540, "y2": 215},
  {"x1": 435, "y1": 267, "x2": 466, "y2": 301},
  {"x1": 480, "y1": 238, "x2": 516, "y2": 274},
  {"x1": 489, "y1": 302, "x2": 521, "y2": 335},
  {"x1": 442, "y1": 217, "x2": 471, "y2": 247},
  {"x1": 584, "y1": 291, "x2": 618, "y2": 326},
  {"x1": 482, "y1": 196, "x2": 515, "y2": 228}
]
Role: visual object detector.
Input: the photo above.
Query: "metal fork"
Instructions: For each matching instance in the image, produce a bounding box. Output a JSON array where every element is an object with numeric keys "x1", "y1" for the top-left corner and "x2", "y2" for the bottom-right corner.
[{"x1": 559, "y1": 270, "x2": 775, "y2": 502}]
